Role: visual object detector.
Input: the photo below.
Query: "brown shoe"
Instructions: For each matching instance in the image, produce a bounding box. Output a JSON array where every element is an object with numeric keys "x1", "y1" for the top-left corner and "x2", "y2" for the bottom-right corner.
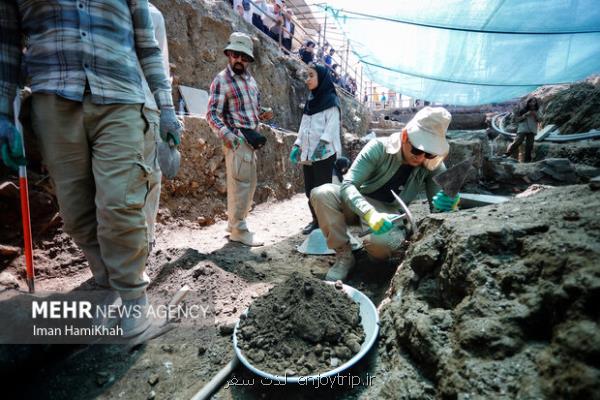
[
  {"x1": 229, "y1": 229, "x2": 264, "y2": 247},
  {"x1": 325, "y1": 244, "x2": 355, "y2": 281}
]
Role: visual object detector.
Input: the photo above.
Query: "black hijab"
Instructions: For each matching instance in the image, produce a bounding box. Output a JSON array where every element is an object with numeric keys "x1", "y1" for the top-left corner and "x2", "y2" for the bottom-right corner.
[{"x1": 303, "y1": 64, "x2": 340, "y2": 115}]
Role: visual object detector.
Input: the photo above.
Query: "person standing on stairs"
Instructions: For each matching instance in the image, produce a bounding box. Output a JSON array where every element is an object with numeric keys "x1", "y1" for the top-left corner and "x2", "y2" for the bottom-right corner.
[{"x1": 290, "y1": 63, "x2": 342, "y2": 235}]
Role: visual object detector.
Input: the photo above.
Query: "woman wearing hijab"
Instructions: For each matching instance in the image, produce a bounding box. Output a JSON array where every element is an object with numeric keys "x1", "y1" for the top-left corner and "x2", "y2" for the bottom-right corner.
[{"x1": 290, "y1": 63, "x2": 342, "y2": 235}]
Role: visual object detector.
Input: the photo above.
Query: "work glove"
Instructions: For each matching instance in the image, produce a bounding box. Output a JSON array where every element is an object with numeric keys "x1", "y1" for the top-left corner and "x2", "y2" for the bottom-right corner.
[
  {"x1": 363, "y1": 209, "x2": 393, "y2": 235},
  {"x1": 0, "y1": 114, "x2": 26, "y2": 170},
  {"x1": 159, "y1": 106, "x2": 183, "y2": 146},
  {"x1": 311, "y1": 140, "x2": 328, "y2": 161},
  {"x1": 223, "y1": 131, "x2": 245, "y2": 150},
  {"x1": 433, "y1": 190, "x2": 460, "y2": 212},
  {"x1": 289, "y1": 145, "x2": 300, "y2": 165}
]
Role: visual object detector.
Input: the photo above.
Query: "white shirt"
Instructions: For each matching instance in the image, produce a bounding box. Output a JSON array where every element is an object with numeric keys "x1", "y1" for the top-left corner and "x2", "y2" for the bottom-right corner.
[
  {"x1": 234, "y1": 0, "x2": 253, "y2": 24},
  {"x1": 265, "y1": 5, "x2": 282, "y2": 31},
  {"x1": 294, "y1": 106, "x2": 341, "y2": 163}
]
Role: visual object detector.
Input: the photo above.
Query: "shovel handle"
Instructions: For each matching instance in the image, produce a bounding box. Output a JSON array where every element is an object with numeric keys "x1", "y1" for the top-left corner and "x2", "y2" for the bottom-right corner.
[
  {"x1": 191, "y1": 356, "x2": 239, "y2": 400},
  {"x1": 19, "y1": 165, "x2": 35, "y2": 293}
]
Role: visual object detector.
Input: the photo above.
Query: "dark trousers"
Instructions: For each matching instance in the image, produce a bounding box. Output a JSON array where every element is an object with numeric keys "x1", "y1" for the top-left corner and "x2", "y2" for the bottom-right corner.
[
  {"x1": 252, "y1": 14, "x2": 267, "y2": 34},
  {"x1": 506, "y1": 131, "x2": 535, "y2": 162},
  {"x1": 268, "y1": 30, "x2": 280, "y2": 43},
  {"x1": 303, "y1": 154, "x2": 336, "y2": 223},
  {"x1": 282, "y1": 38, "x2": 292, "y2": 51}
]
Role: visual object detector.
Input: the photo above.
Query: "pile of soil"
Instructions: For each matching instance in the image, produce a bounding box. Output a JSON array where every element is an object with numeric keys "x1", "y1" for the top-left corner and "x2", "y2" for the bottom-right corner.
[
  {"x1": 236, "y1": 272, "x2": 365, "y2": 376},
  {"x1": 541, "y1": 82, "x2": 600, "y2": 134}
]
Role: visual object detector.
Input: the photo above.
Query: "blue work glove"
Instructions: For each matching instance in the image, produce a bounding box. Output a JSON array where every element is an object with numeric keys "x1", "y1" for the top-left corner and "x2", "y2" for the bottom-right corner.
[
  {"x1": 289, "y1": 145, "x2": 300, "y2": 165},
  {"x1": 433, "y1": 190, "x2": 460, "y2": 212},
  {"x1": 159, "y1": 106, "x2": 183, "y2": 146},
  {"x1": 0, "y1": 114, "x2": 26, "y2": 170},
  {"x1": 311, "y1": 140, "x2": 328, "y2": 161},
  {"x1": 363, "y1": 209, "x2": 393, "y2": 235}
]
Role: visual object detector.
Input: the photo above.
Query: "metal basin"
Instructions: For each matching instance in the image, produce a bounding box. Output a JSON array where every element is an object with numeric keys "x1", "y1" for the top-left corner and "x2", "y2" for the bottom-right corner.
[{"x1": 232, "y1": 282, "x2": 380, "y2": 384}]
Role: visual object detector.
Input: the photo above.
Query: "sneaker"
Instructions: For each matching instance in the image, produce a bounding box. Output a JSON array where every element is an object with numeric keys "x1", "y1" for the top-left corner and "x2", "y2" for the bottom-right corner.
[
  {"x1": 325, "y1": 244, "x2": 356, "y2": 282},
  {"x1": 121, "y1": 293, "x2": 152, "y2": 338},
  {"x1": 229, "y1": 229, "x2": 264, "y2": 247},
  {"x1": 302, "y1": 221, "x2": 319, "y2": 235},
  {"x1": 91, "y1": 290, "x2": 121, "y2": 329}
]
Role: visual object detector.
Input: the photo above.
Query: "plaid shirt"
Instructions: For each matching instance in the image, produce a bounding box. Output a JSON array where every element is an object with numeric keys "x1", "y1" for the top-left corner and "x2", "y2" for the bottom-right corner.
[
  {"x1": 0, "y1": 0, "x2": 173, "y2": 117},
  {"x1": 206, "y1": 65, "x2": 261, "y2": 139}
]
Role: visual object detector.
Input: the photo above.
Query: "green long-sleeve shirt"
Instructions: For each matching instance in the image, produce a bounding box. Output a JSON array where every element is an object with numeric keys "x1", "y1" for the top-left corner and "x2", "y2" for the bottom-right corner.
[{"x1": 341, "y1": 137, "x2": 445, "y2": 217}]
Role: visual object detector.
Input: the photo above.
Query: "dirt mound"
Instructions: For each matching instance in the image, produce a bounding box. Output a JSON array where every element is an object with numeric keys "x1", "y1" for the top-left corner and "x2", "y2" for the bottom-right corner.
[
  {"x1": 236, "y1": 272, "x2": 365, "y2": 376},
  {"x1": 542, "y1": 82, "x2": 600, "y2": 134},
  {"x1": 369, "y1": 184, "x2": 600, "y2": 399}
]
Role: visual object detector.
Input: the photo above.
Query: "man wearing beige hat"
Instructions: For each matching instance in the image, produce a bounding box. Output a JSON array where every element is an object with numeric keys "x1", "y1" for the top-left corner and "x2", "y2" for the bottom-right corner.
[
  {"x1": 311, "y1": 107, "x2": 459, "y2": 281},
  {"x1": 207, "y1": 32, "x2": 273, "y2": 246}
]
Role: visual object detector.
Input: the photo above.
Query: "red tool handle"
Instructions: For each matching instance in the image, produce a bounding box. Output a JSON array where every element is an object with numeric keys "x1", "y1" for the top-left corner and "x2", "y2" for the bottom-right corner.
[{"x1": 19, "y1": 165, "x2": 35, "y2": 293}]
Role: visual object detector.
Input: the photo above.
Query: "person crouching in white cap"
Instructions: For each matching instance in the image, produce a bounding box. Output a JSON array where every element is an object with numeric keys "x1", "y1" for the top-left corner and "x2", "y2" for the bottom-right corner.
[{"x1": 310, "y1": 106, "x2": 459, "y2": 281}]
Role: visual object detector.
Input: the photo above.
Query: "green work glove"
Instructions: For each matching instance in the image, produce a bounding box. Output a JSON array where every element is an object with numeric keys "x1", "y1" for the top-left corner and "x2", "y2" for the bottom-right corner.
[
  {"x1": 223, "y1": 131, "x2": 244, "y2": 150},
  {"x1": 364, "y1": 209, "x2": 393, "y2": 235},
  {"x1": 311, "y1": 140, "x2": 328, "y2": 161},
  {"x1": 159, "y1": 105, "x2": 183, "y2": 145},
  {"x1": 433, "y1": 190, "x2": 460, "y2": 212},
  {"x1": 0, "y1": 114, "x2": 26, "y2": 170},
  {"x1": 289, "y1": 145, "x2": 300, "y2": 165}
]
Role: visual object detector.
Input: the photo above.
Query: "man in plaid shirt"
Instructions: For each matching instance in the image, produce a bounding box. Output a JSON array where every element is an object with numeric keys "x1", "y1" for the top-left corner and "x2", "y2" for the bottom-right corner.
[
  {"x1": 0, "y1": 0, "x2": 182, "y2": 338},
  {"x1": 207, "y1": 32, "x2": 273, "y2": 247}
]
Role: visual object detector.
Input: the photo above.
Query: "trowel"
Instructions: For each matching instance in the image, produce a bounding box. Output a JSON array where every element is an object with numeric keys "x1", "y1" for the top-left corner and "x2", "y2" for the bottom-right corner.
[
  {"x1": 358, "y1": 191, "x2": 418, "y2": 238},
  {"x1": 433, "y1": 158, "x2": 474, "y2": 198},
  {"x1": 157, "y1": 139, "x2": 181, "y2": 180}
]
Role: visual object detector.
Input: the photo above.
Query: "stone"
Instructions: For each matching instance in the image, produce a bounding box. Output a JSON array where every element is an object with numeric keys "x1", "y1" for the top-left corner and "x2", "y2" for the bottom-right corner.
[
  {"x1": 218, "y1": 322, "x2": 235, "y2": 336},
  {"x1": 0, "y1": 244, "x2": 20, "y2": 257},
  {"x1": 148, "y1": 374, "x2": 159, "y2": 386},
  {"x1": 0, "y1": 271, "x2": 20, "y2": 289},
  {"x1": 589, "y1": 175, "x2": 600, "y2": 190}
]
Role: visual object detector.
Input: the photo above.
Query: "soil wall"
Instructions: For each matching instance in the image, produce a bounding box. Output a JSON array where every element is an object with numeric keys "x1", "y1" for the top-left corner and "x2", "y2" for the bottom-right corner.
[
  {"x1": 152, "y1": 0, "x2": 370, "y2": 135},
  {"x1": 160, "y1": 116, "x2": 304, "y2": 223},
  {"x1": 367, "y1": 183, "x2": 600, "y2": 399}
]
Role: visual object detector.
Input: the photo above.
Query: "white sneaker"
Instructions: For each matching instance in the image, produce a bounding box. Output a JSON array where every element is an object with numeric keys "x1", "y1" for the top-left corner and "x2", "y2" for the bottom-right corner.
[
  {"x1": 325, "y1": 244, "x2": 356, "y2": 281},
  {"x1": 229, "y1": 229, "x2": 264, "y2": 247},
  {"x1": 121, "y1": 293, "x2": 151, "y2": 338}
]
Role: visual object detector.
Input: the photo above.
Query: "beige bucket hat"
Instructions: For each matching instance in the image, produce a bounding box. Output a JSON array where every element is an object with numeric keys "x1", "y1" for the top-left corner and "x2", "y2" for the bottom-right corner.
[
  {"x1": 223, "y1": 32, "x2": 254, "y2": 62},
  {"x1": 386, "y1": 106, "x2": 451, "y2": 157}
]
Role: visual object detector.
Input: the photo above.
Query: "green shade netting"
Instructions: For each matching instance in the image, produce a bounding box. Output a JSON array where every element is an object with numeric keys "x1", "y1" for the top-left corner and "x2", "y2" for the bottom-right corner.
[{"x1": 322, "y1": 0, "x2": 600, "y2": 105}]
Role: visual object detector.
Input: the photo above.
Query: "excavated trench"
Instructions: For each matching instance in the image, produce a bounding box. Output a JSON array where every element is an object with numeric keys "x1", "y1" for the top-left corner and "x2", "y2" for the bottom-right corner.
[{"x1": 1, "y1": 1, "x2": 599, "y2": 398}]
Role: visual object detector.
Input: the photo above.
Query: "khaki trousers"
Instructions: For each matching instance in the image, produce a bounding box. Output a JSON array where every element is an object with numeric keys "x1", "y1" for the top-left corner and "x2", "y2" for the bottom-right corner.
[
  {"x1": 311, "y1": 183, "x2": 399, "y2": 250},
  {"x1": 142, "y1": 108, "x2": 162, "y2": 249},
  {"x1": 225, "y1": 142, "x2": 257, "y2": 232},
  {"x1": 31, "y1": 94, "x2": 152, "y2": 300}
]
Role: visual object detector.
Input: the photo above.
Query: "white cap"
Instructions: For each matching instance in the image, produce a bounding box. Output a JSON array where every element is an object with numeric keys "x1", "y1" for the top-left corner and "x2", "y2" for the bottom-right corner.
[{"x1": 405, "y1": 106, "x2": 451, "y2": 156}]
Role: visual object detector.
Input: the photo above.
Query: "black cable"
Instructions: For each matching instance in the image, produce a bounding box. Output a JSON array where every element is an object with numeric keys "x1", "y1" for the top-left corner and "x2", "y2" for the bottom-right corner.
[
  {"x1": 320, "y1": 5, "x2": 600, "y2": 35},
  {"x1": 359, "y1": 59, "x2": 571, "y2": 87}
]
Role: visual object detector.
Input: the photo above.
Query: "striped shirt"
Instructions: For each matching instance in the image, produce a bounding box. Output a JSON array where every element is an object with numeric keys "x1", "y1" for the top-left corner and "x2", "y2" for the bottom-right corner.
[
  {"x1": 0, "y1": 0, "x2": 173, "y2": 117},
  {"x1": 206, "y1": 65, "x2": 261, "y2": 139}
]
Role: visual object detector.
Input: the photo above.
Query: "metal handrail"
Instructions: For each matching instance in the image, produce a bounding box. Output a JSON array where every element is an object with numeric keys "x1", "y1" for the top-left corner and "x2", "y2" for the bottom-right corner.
[{"x1": 237, "y1": 0, "x2": 364, "y2": 98}]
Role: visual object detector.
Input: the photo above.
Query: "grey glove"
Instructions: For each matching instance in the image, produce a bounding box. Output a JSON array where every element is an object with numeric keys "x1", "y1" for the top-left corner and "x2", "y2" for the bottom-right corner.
[{"x1": 159, "y1": 106, "x2": 183, "y2": 145}]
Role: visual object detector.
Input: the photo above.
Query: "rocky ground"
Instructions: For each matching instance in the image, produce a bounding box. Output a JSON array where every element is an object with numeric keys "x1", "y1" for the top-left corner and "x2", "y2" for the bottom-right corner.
[
  {"x1": 370, "y1": 183, "x2": 600, "y2": 399},
  {"x1": 1, "y1": 1, "x2": 600, "y2": 398},
  {"x1": 1, "y1": 130, "x2": 599, "y2": 399}
]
